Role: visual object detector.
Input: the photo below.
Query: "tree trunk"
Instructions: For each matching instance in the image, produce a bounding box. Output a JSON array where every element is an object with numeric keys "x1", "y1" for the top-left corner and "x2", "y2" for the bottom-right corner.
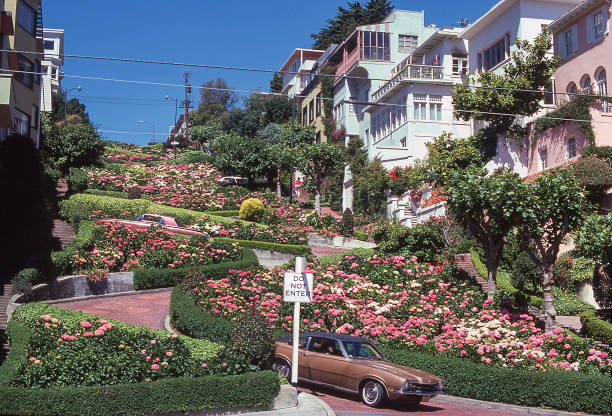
[
  {"x1": 485, "y1": 254, "x2": 498, "y2": 299},
  {"x1": 314, "y1": 184, "x2": 321, "y2": 215},
  {"x1": 276, "y1": 168, "x2": 282, "y2": 197},
  {"x1": 542, "y1": 262, "x2": 557, "y2": 332}
]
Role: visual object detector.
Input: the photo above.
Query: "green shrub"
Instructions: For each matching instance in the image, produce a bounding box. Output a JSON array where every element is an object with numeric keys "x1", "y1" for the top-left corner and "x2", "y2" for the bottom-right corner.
[
  {"x1": 552, "y1": 287, "x2": 594, "y2": 315},
  {"x1": 170, "y1": 286, "x2": 235, "y2": 343},
  {"x1": 510, "y1": 254, "x2": 542, "y2": 294},
  {"x1": 204, "y1": 210, "x2": 240, "y2": 217},
  {"x1": 352, "y1": 230, "x2": 369, "y2": 241},
  {"x1": 383, "y1": 348, "x2": 612, "y2": 414},
  {"x1": 580, "y1": 309, "x2": 612, "y2": 346},
  {"x1": 66, "y1": 167, "x2": 89, "y2": 194},
  {"x1": 10, "y1": 268, "x2": 39, "y2": 297},
  {"x1": 316, "y1": 248, "x2": 376, "y2": 267},
  {"x1": 239, "y1": 198, "x2": 264, "y2": 222},
  {"x1": 593, "y1": 266, "x2": 612, "y2": 310},
  {"x1": 173, "y1": 151, "x2": 213, "y2": 165},
  {"x1": 84, "y1": 189, "x2": 129, "y2": 199},
  {"x1": 232, "y1": 310, "x2": 276, "y2": 367},
  {"x1": 50, "y1": 220, "x2": 95, "y2": 276},
  {"x1": 553, "y1": 254, "x2": 596, "y2": 290},
  {"x1": 373, "y1": 222, "x2": 444, "y2": 262},
  {"x1": 572, "y1": 155, "x2": 612, "y2": 204},
  {"x1": 133, "y1": 248, "x2": 258, "y2": 290},
  {"x1": 341, "y1": 208, "x2": 354, "y2": 237}
]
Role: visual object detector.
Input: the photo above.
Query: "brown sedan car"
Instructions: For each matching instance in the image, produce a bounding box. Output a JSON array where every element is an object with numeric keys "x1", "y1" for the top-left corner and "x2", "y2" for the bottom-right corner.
[{"x1": 271, "y1": 332, "x2": 444, "y2": 407}]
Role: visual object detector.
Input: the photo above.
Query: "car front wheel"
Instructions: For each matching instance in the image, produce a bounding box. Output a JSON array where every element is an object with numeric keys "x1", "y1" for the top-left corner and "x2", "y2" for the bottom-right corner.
[
  {"x1": 361, "y1": 380, "x2": 385, "y2": 407},
  {"x1": 272, "y1": 358, "x2": 290, "y2": 379}
]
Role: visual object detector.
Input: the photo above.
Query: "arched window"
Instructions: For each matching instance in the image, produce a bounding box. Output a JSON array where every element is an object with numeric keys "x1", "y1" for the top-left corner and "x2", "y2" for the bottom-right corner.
[
  {"x1": 567, "y1": 82, "x2": 578, "y2": 101},
  {"x1": 580, "y1": 75, "x2": 592, "y2": 92},
  {"x1": 596, "y1": 68, "x2": 608, "y2": 111}
]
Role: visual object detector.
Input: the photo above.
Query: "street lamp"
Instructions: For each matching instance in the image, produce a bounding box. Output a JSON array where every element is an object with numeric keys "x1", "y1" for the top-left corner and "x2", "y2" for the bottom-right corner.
[
  {"x1": 170, "y1": 140, "x2": 179, "y2": 159},
  {"x1": 138, "y1": 119, "x2": 156, "y2": 143},
  {"x1": 165, "y1": 95, "x2": 179, "y2": 126},
  {"x1": 64, "y1": 86, "x2": 82, "y2": 125}
]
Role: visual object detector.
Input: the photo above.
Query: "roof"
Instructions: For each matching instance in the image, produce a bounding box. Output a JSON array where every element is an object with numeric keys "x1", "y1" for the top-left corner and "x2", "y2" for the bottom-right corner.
[
  {"x1": 277, "y1": 331, "x2": 376, "y2": 344},
  {"x1": 459, "y1": 0, "x2": 579, "y2": 39},
  {"x1": 523, "y1": 158, "x2": 579, "y2": 183},
  {"x1": 410, "y1": 27, "x2": 464, "y2": 57},
  {"x1": 548, "y1": 0, "x2": 607, "y2": 32},
  {"x1": 279, "y1": 49, "x2": 324, "y2": 72}
]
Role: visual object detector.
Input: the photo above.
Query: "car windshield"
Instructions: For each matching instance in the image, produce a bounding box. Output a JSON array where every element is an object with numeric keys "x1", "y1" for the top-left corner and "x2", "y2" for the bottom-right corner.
[{"x1": 342, "y1": 341, "x2": 384, "y2": 360}]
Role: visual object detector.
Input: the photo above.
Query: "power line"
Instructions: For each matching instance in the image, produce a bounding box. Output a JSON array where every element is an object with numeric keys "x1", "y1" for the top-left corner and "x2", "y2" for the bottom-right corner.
[
  {"x1": 98, "y1": 130, "x2": 157, "y2": 135},
  {"x1": 4, "y1": 48, "x2": 610, "y2": 99}
]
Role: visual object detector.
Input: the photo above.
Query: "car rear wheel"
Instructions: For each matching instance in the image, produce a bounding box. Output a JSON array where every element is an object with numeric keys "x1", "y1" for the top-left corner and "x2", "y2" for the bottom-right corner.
[
  {"x1": 361, "y1": 380, "x2": 385, "y2": 407},
  {"x1": 272, "y1": 358, "x2": 290, "y2": 378}
]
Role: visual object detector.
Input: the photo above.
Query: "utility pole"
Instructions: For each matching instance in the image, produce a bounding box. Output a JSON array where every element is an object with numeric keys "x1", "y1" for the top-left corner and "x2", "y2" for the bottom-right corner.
[{"x1": 184, "y1": 71, "x2": 192, "y2": 144}]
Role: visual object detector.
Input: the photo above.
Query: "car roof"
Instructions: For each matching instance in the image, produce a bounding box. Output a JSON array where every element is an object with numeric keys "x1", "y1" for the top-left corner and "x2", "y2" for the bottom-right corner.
[{"x1": 277, "y1": 331, "x2": 375, "y2": 344}]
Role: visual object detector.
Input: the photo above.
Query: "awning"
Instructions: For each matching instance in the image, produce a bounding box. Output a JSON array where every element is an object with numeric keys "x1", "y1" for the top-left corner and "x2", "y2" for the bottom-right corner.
[
  {"x1": 0, "y1": 76, "x2": 14, "y2": 129},
  {"x1": 357, "y1": 23, "x2": 394, "y2": 32}
]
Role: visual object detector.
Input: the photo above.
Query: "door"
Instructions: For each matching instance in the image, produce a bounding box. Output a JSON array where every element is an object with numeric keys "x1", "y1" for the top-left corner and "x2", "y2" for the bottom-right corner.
[{"x1": 306, "y1": 337, "x2": 351, "y2": 387}]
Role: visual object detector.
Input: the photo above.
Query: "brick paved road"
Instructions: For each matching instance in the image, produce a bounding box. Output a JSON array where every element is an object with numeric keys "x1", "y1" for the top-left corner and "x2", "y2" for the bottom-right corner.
[{"x1": 54, "y1": 290, "x2": 172, "y2": 330}]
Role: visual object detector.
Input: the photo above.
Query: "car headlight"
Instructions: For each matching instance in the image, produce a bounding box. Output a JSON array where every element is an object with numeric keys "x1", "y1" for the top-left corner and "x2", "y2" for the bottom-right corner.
[{"x1": 402, "y1": 381, "x2": 414, "y2": 392}]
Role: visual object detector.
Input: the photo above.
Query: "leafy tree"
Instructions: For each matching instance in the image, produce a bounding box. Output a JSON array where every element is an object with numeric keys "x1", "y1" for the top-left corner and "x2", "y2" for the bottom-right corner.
[
  {"x1": 345, "y1": 136, "x2": 367, "y2": 176},
  {"x1": 222, "y1": 94, "x2": 292, "y2": 138},
  {"x1": 425, "y1": 133, "x2": 484, "y2": 186},
  {"x1": 453, "y1": 29, "x2": 559, "y2": 137},
  {"x1": 353, "y1": 158, "x2": 389, "y2": 217},
  {"x1": 311, "y1": 0, "x2": 394, "y2": 50},
  {"x1": 189, "y1": 120, "x2": 223, "y2": 148},
  {"x1": 208, "y1": 133, "x2": 270, "y2": 186},
  {"x1": 519, "y1": 170, "x2": 589, "y2": 331},
  {"x1": 191, "y1": 78, "x2": 238, "y2": 126},
  {"x1": 51, "y1": 91, "x2": 90, "y2": 125},
  {"x1": 41, "y1": 113, "x2": 105, "y2": 174},
  {"x1": 571, "y1": 155, "x2": 612, "y2": 205},
  {"x1": 270, "y1": 72, "x2": 283, "y2": 93},
  {"x1": 295, "y1": 142, "x2": 343, "y2": 214},
  {"x1": 446, "y1": 169, "x2": 528, "y2": 298},
  {"x1": 576, "y1": 214, "x2": 612, "y2": 275}
]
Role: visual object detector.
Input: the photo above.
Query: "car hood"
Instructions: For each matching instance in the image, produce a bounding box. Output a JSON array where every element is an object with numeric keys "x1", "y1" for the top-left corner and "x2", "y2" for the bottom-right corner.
[{"x1": 356, "y1": 360, "x2": 443, "y2": 383}]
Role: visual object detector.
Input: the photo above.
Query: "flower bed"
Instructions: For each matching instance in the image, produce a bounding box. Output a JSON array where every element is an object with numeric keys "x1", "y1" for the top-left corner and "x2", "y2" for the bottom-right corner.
[
  {"x1": 71, "y1": 223, "x2": 241, "y2": 275},
  {"x1": 186, "y1": 254, "x2": 611, "y2": 375}
]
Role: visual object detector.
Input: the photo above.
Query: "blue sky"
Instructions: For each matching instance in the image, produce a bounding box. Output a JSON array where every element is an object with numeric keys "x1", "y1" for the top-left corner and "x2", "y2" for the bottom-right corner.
[{"x1": 43, "y1": 0, "x2": 499, "y2": 145}]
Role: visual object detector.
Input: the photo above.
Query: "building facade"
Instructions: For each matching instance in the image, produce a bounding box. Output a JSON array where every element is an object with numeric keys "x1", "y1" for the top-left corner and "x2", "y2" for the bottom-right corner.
[
  {"x1": 278, "y1": 48, "x2": 324, "y2": 98},
  {"x1": 40, "y1": 27, "x2": 63, "y2": 112},
  {"x1": 0, "y1": 0, "x2": 43, "y2": 147}
]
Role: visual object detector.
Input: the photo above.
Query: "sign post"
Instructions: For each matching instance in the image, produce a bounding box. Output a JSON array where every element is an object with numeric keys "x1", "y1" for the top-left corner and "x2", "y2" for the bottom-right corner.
[{"x1": 283, "y1": 257, "x2": 313, "y2": 386}]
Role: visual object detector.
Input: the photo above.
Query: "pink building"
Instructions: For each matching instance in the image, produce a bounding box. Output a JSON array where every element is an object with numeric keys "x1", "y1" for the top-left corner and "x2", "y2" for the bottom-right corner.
[{"x1": 528, "y1": 0, "x2": 611, "y2": 177}]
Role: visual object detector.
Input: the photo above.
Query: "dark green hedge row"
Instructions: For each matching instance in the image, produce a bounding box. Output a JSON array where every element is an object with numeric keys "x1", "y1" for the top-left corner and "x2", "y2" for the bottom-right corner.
[
  {"x1": 133, "y1": 247, "x2": 259, "y2": 290},
  {"x1": 581, "y1": 309, "x2": 612, "y2": 346},
  {"x1": 316, "y1": 248, "x2": 376, "y2": 267},
  {"x1": 84, "y1": 188, "x2": 129, "y2": 199},
  {"x1": 204, "y1": 208, "x2": 274, "y2": 217},
  {"x1": 170, "y1": 286, "x2": 235, "y2": 344},
  {"x1": 352, "y1": 230, "x2": 369, "y2": 241},
  {"x1": 383, "y1": 348, "x2": 612, "y2": 414},
  {"x1": 212, "y1": 237, "x2": 312, "y2": 256},
  {"x1": 0, "y1": 321, "x2": 31, "y2": 385}
]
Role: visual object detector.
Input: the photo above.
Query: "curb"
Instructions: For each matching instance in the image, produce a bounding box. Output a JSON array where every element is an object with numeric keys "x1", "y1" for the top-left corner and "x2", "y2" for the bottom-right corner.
[
  {"x1": 41, "y1": 287, "x2": 174, "y2": 305},
  {"x1": 433, "y1": 394, "x2": 599, "y2": 416}
]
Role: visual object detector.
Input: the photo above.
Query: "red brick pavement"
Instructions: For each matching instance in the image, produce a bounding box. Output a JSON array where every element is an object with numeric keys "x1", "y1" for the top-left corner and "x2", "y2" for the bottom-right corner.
[
  {"x1": 310, "y1": 245, "x2": 348, "y2": 257},
  {"x1": 54, "y1": 290, "x2": 172, "y2": 330}
]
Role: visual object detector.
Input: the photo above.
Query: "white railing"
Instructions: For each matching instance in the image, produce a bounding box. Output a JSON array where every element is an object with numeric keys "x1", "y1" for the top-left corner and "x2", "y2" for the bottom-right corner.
[{"x1": 373, "y1": 64, "x2": 445, "y2": 101}]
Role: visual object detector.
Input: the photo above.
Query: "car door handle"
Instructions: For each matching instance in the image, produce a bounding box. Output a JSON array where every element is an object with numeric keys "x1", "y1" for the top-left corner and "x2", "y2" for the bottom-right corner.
[{"x1": 303, "y1": 353, "x2": 308, "y2": 357}]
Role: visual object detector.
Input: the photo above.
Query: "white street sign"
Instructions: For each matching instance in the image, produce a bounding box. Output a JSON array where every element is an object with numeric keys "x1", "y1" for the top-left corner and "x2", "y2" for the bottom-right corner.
[{"x1": 283, "y1": 272, "x2": 313, "y2": 303}]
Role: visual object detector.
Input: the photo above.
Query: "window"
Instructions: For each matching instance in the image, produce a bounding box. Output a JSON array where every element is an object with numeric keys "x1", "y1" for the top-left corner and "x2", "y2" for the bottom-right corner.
[
  {"x1": 316, "y1": 93, "x2": 322, "y2": 116},
  {"x1": 596, "y1": 69, "x2": 609, "y2": 112},
  {"x1": 566, "y1": 137, "x2": 576, "y2": 159},
  {"x1": 17, "y1": 0, "x2": 36, "y2": 36},
  {"x1": 362, "y1": 31, "x2": 390, "y2": 61},
  {"x1": 413, "y1": 94, "x2": 427, "y2": 120},
  {"x1": 567, "y1": 82, "x2": 578, "y2": 100},
  {"x1": 400, "y1": 137, "x2": 407, "y2": 148},
  {"x1": 452, "y1": 57, "x2": 468, "y2": 76},
  {"x1": 52, "y1": 67, "x2": 58, "y2": 79},
  {"x1": 539, "y1": 148, "x2": 548, "y2": 170},
  {"x1": 581, "y1": 75, "x2": 592, "y2": 92},
  {"x1": 13, "y1": 108, "x2": 30, "y2": 136},
  {"x1": 43, "y1": 40, "x2": 55, "y2": 51},
  {"x1": 308, "y1": 101, "x2": 314, "y2": 123},
  {"x1": 315, "y1": 132, "x2": 321, "y2": 143},
  {"x1": 559, "y1": 25, "x2": 578, "y2": 58},
  {"x1": 479, "y1": 34, "x2": 509, "y2": 71},
  {"x1": 32, "y1": 104, "x2": 38, "y2": 128},
  {"x1": 333, "y1": 102, "x2": 344, "y2": 121},
  {"x1": 34, "y1": 60, "x2": 40, "y2": 84},
  {"x1": 544, "y1": 81, "x2": 554, "y2": 105},
  {"x1": 302, "y1": 107, "x2": 307, "y2": 126},
  {"x1": 588, "y1": 7, "x2": 608, "y2": 43},
  {"x1": 365, "y1": 129, "x2": 369, "y2": 146},
  {"x1": 292, "y1": 60, "x2": 299, "y2": 74},
  {"x1": 398, "y1": 34, "x2": 418, "y2": 53},
  {"x1": 429, "y1": 95, "x2": 443, "y2": 121},
  {"x1": 15, "y1": 54, "x2": 33, "y2": 88}
]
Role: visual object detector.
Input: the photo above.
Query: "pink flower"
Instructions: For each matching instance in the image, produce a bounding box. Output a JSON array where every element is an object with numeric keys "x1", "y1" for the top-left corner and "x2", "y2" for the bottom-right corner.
[
  {"x1": 166, "y1": 351, "x2": 173, "y2": 357},
  {"x1": 201, "y1": 363, "x2": 208, "y2": 368},
  {"x1": 80, "y1": 321, "x2": 92, "y2": 328},
  {"x1": 151, "y1": 364, "x2": 159, "y2": 370}
]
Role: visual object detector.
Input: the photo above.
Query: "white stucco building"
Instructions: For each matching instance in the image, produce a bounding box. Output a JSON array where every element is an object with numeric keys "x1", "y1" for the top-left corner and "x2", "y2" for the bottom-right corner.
[{"x1": 39, "y1": 27, "x2": 63, "y2": 112}]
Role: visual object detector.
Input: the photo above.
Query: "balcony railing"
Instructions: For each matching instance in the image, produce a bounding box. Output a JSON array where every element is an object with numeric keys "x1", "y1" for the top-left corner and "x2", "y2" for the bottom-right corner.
[{"x1": 372, "y1": 64, "x2": 445, "y2": 101}]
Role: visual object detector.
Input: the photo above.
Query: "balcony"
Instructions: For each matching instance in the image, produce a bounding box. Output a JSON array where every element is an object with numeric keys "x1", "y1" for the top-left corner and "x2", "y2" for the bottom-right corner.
[{"x1": 372, "y1": 64, "x2": 445, "y2": 101}]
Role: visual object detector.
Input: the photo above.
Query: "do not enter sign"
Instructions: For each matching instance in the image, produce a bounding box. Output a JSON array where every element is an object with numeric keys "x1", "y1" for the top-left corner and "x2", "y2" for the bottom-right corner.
[{"x1": 283, "y1": 272, "x2": 313, "y2": 303}]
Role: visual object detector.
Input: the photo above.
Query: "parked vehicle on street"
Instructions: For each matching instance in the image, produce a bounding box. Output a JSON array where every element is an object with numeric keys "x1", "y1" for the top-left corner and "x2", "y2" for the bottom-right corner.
[
  {"x1": 217, "y1": 176, "x2": 248, "y2": 186},
  {"x1": 94, "y1": 214, "x2": 208, "y2": 237},
  {"x1": 271, "y1": 332, "x2": 444, "y2": 407}
]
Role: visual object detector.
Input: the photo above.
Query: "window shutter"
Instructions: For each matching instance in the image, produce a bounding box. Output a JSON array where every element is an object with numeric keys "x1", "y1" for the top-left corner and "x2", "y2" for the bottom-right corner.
[
  {"x1": 587, "y1": 13, "x2": 595, "y2": 44},
  {"x1": 571, "y1": 24, "x2": 579, "y2": 54},
  {"x1": 558, "y1": 32, "x2": 567, "y2": 58}
]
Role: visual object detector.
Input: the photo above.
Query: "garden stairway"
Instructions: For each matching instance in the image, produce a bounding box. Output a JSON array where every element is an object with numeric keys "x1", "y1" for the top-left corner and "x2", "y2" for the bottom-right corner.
[
  {"x1": 47, "y1": 178, "x2": 75, "y2": 250},
  {"x1": 455, "y1": 253, "x2": 488, "y2": 293},
  {"x1": 0, "y1": 283, "x2": 12, "y2": 363}
]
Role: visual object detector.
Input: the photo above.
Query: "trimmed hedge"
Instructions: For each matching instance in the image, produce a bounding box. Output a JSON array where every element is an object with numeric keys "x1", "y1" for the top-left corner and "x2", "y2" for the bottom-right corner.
[
  {"x1": 59, "y1": 193, "x2": 266, "y2": 228},
  {"x1": 316, "y1": 248, "x2": 376, "y2": 267},
  {"x1": 383, "y1": 348, "x2": 612, "y2": 414},
  {"x1": 50, "y1": 220, "x2": 95, "y2": 276},
  {"x1": 170, "y1": 286, "x2": 235, "y2": 344},
  {"x1": 84, "y1": 188, "x2": 129, "y2": 199},
  {"x1": 133, "y1": 248, "x2": 259, "y2": 290},
  {"x1": 204, "y1": 209, "x2": 274, "y2": 217},
  {"x1": 352, "y1": 230, "x2": 369, "y2": 241},
  {"x1": 581, "y1": 309, "x2": 612, "y2": 346},
  {"x1": 212, "y1": 237, "x2": 312, "y2": 256}
]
